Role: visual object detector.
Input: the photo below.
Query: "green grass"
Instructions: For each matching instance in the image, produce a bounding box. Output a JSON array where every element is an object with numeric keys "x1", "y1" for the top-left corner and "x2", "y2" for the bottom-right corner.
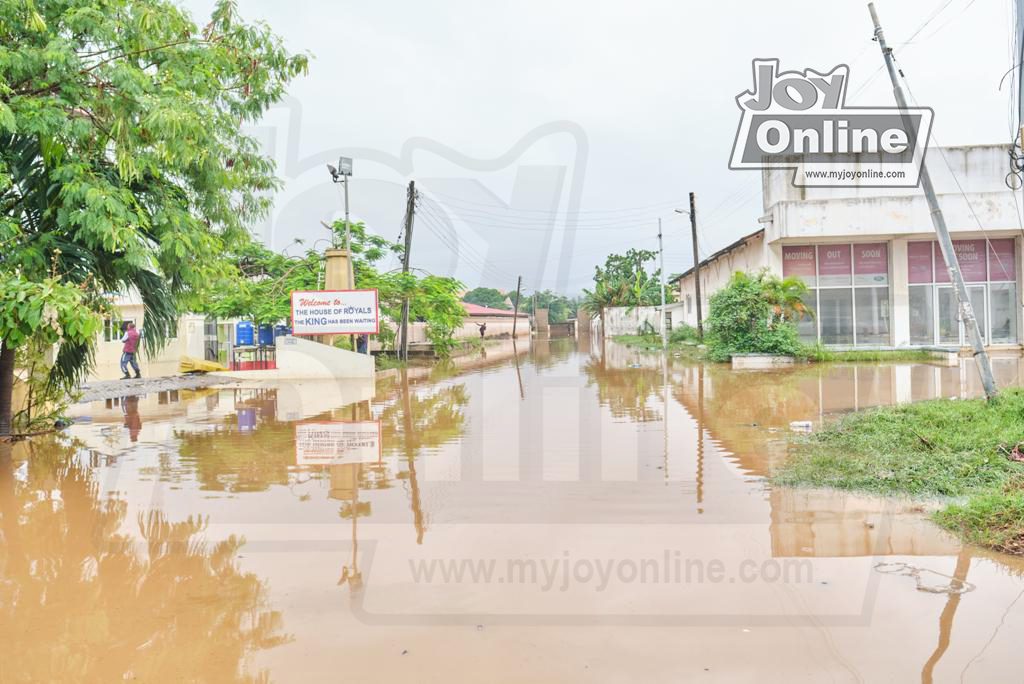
[
  {"x1": 773, "y1": 388, "x2": 1024, "y2": 554},
  {"x1": 798, "y1": 344, "x2": 934, "y2": 363}
]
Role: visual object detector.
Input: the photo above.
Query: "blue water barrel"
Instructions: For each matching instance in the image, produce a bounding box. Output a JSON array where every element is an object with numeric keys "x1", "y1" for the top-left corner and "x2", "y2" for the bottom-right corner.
[
  {"x1": 235, "y1": 321, "x2": 254, "y2": 346},
  {"x1": 274, "y1": 324, "x2": 291, "y2": 338},
  {"x1": 257, "y1": 323, "x2": 274, "y2": 346}
]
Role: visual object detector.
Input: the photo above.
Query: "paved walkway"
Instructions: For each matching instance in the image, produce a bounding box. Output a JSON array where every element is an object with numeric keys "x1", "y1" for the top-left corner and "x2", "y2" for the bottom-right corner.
[{"x1": 76, "y1": 374, "x2": 239, "y2": 403}]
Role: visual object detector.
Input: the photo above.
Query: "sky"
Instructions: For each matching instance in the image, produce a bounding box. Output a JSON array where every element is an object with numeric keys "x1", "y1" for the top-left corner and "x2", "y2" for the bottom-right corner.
[{"x1": 181, "y1": 0, "x2": 1018, "y2": 295}]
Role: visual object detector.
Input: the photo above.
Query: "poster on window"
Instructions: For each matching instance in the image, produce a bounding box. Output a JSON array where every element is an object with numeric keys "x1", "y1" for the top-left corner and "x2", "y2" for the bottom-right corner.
[
  {"x1": 782, "y1": 246, "x2": 816, "y2": 286},
  {"x1": 294, "y1": 421, "x2": 383, "y2": 466},
  {"x1": 935, "y1": 240, "x2": 986, "y2": 283},
  {"x1": 907, "y1": 242, "x2": 933, "y2": 284},
  {"x1": 817, "y1": 245, "x2": 851, "y2": 286},
  {"x1": 988, "y1": 239, "x2": 1016, "y2": 282},
  {"x1": 853, "y1": 243, "x2": 888, "y2": 285}
]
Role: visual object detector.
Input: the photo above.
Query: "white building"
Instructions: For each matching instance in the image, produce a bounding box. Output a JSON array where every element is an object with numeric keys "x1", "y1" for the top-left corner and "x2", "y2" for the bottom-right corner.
[{"x1": 670, "y1": 144, "x2": 1023, "y2": 350}]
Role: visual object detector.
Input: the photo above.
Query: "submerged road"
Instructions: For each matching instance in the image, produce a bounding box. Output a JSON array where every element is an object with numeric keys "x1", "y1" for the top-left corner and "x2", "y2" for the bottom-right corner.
[{"x1": 3, "y1": 337, "x2": 1024, "y2": 682}]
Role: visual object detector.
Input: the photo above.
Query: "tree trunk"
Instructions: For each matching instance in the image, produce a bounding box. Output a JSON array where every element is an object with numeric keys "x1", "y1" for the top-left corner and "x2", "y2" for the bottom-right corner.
[{"x1": 0, "y1": 344, "x2": 16, "y2": 438}]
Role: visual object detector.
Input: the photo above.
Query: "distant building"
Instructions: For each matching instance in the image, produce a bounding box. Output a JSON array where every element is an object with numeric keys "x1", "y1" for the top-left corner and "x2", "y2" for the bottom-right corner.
[{"x1": 670, "y1": 144, "x2": 1022, "y2": 349}]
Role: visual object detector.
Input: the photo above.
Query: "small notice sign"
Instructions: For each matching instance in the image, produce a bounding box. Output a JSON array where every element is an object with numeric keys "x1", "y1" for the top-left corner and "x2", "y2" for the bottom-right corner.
[
  {"x1": 290, "y1": 289, "x2": 379, "y2": 335},
  {"x1": 294, "y1": 421, "x2": 383, "y2": 466}
]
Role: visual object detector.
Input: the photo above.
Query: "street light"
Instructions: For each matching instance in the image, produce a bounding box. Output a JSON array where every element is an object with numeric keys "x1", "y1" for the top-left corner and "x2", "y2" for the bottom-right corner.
[{"x1": 326, "y1": 156, "x2": 355, "y2": 290}]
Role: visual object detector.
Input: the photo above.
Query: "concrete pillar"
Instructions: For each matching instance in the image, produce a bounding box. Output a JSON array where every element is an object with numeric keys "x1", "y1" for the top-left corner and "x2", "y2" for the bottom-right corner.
[
  {"x1": 325, "y1": 249, "x2": 352, "y2": 290},
  {"x1": 891, "y1": 238, "x2": 910, "y2": 346},
  {"x1": 322, "y1": 249, "x2": 351, "y2": 347},
  {"x1": 535, "y1": 308, "x2": 549, "y2": 333}
]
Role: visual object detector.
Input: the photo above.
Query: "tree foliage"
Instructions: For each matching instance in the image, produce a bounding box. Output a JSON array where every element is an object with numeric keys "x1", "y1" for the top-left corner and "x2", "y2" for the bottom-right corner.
[
  {"x1": 581, "y1": 248, "x2": 672, "y2": 326},
  {"x1": 0, "y1": 0, "x2": 308, "y2": 432},
  {"x1": 704, "y1": 270, "x2": 810, "y2": 362},
  {"x1": 194, "y1": 221, "x2": 467, "y2": 357},
  {"x1": 519, "y1": 289, "x2": 577, "y2": 323},
  {"x1": 461, "y1": 287, "x2": 510, "y2": 310}
]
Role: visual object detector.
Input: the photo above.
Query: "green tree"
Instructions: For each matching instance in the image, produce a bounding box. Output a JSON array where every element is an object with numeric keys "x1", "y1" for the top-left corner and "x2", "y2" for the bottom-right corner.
[
  {"x1": 704, "y1": 271, "x2": 810, "y2": 362},
  {"x1": 519, "y1": 289, "x2": 577, "y2": 323},
  {"x1": 462, "y1": 287, "x2": 510, "y2": 310},
  {"x1": 581, "y1": 248, "x2": 672, "y2": 332},
  {"x1": 195, "y1": 220, "x2": 467, "y2": 357},
  {"x1": 0, "y1": 0, "x2": 308, "y2": 435}
]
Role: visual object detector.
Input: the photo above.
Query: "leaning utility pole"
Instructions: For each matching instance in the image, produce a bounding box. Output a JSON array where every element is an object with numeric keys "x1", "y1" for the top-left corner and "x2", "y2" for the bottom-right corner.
[
  {"x1": 689, "y1": 192, "x2": 704, "y2": 340},
  {"x1": 399, "y1": 180, "x2": 416, "y2": 362},
  {"x1": 658, "y1": 218, "x2": 666, "y2": 349},
  {"x1": 512, "y1": 276, "x2": 523, "y2": 338},
  {"x1": 869, "y1": 2, "x2": 997, "y2": 400}
]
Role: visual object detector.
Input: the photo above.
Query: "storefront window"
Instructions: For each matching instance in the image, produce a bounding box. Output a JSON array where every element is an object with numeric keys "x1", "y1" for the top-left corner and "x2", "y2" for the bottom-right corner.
[
  {"x1": 907, "y1": 239, "x2": 1018, "y2": 345},
  {"x1": 855, "y1": 287, "x2": 890, "y2": 345},
  {"x1": 797, "y1": 291, "x2": 817, "y2": 341},
  {"x1": 908, "y1": 285, "x2": 933, "y2": 345},
  {"x1": 783, "y1": 242, "x2": 890, "y2": 346},
  {"x1": 991, "y1": 283, "x2": 1016, "y2": 344},
  {"x1": 819, "y1": 289, "x2": 854, "y2": 344}
]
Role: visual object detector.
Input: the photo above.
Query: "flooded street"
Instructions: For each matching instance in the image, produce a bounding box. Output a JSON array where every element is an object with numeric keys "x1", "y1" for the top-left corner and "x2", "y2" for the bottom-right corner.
[{"x1": 4, "y1": 338, "x2": 1024, "y2": 682}]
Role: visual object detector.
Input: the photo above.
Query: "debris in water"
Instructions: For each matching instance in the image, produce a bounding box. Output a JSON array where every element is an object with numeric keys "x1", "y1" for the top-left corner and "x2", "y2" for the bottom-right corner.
[
  {"x1": 789, "y1": 420, "x2": 813, "y2": 432},
  {"x1": 874, "y1": 561, "x2": 975, "y2": 595}
]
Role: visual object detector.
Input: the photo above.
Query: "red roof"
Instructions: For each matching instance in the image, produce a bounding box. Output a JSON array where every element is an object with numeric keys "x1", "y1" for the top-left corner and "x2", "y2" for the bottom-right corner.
[{"x1": 461, "y1": 302, "x2": 528, "y2": 317}]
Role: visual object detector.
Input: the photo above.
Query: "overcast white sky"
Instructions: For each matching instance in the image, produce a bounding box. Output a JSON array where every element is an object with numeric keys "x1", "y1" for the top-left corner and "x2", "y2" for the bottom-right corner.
[{"x1": 182, "y1": 0, "x2": 1017, "y2": 295}]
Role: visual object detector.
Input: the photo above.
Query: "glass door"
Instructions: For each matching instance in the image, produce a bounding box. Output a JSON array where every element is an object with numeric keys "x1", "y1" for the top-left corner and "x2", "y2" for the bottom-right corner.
[
  {"x1": 935, "y1": 286, "x2": 988, "y2": 346},
  {"x1": 937, "y1": 287, "x2": 959, "y2": 345}
]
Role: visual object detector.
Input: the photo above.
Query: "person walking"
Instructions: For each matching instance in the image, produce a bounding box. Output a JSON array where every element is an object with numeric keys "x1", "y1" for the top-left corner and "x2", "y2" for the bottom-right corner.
[
  {"x1": 476, "y1": 322, "x2": 487, "y2": 339},
  {"x1": 120, "y1": 322, "x2": 142, "y2": 379}
]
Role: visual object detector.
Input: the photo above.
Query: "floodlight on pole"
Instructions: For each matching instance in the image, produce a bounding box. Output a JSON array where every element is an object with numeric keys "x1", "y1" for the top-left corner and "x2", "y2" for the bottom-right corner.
[{"x1": 326, "y1": 157, "x2": 355, "y2": 290}]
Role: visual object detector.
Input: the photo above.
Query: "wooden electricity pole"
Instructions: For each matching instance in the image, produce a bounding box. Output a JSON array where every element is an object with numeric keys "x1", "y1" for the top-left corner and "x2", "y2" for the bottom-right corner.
[
  {"x1": 399, "y1": 180, "x2": 415, "y2": 362},
  {"x1": 869, "y1": 3, "x2": 997, "y2": 400},
  {"x1": 689, "y1": 192, "x2": 704, "y2": 340},
  {"x1": 512, "y1": 276, "x2": 523, "y2": 337}
]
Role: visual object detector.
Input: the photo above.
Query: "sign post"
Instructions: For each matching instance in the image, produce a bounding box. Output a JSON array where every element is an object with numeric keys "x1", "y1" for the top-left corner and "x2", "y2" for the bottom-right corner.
[{"x1": 290, "y1": 289, "x2": 379, "y2": 337}]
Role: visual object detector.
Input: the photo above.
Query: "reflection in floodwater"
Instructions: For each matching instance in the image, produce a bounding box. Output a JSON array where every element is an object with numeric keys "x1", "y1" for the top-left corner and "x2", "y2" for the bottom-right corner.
[
  {"x1": 0, "y1": 438, "x2": 288, "y2": 683},
  {"x1": 4, "y1": 340, "x2": 1024, "y2": 681}
]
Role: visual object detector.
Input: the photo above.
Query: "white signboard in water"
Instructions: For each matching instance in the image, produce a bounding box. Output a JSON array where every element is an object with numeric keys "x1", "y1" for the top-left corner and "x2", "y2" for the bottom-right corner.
[
  {"x1": 290, "y1": 289, "x2": 379, "y2": 336},
  {"x1": 294, "y1": 421, "x2": 382, "y2": 466}
]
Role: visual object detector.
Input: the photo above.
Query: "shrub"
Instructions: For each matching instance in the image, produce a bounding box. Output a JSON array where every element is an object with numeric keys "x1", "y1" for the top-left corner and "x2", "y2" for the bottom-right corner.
[
  {"x1": 669, "y1": 323, "x2": 699, "y2": 344},
  {"x1": 704, "y1": 271, "x2": 806, "y2": 362}
]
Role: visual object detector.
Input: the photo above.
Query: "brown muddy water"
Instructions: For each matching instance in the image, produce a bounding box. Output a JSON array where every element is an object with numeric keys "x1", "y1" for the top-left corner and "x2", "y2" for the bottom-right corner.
[{"x1": 2, "y1": 337, "x2": 1024, "y2": 682}]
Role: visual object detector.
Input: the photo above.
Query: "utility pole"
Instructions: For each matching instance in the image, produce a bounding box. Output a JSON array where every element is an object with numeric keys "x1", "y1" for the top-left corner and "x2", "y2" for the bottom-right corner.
[
  {"x1": 689, "y1": 192, "x2": 703, "y2": 340},
  {"x1": 512, "y1": 276, "x2": 523, "y2": 338},
  {"x1": 869, "y1": 3, "x2": 997, "y2": 400},
  {"x1": 399, "y1": 180, "x2": 415, "y2": 362},
  {"x1": 658, "y1": 218, "x2": 666, "y2": 349},
  {"x1": 343, "y1": 173, "x2": 354, "y2": 290}
]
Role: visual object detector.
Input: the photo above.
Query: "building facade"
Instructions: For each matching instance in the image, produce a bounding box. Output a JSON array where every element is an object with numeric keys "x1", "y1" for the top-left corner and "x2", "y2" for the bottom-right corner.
[{"x1": 671, "y1": 144, "x2": 1023, "y2": 350}]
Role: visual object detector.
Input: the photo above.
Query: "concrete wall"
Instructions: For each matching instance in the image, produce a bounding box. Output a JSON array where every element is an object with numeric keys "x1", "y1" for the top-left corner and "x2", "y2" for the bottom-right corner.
[
  {"x1": 221, "y1": 335, "x2": 374, "y2": 380},
  {"x1": 600, "y1": 306, "x2": 662, "y2": 336},
  {"x1": 405, "y1": 315, "x2": 529, "y2": 343}
]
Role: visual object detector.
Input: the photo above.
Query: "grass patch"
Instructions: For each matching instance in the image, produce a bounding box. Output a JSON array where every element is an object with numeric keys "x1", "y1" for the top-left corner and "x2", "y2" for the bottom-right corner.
[
  {"x1": 799, "y1": 345, "x2": 934, "y2": 363},
  {"x1": 773, "y1": 388, "x2": 1024, "y2": 553}
]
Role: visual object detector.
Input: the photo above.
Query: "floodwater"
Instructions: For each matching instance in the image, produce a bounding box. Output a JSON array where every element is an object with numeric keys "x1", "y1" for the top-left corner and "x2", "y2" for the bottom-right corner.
[{"x1": 2, "y1": 337, "x2": 1024, "y2": 682}]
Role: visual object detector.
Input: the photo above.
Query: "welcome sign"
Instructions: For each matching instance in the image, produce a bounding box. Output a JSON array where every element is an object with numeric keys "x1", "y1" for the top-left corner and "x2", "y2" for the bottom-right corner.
[
  {"x1": 294, "y1": 421, "x2": 383, "y2": 466},
  {"x1": 290, "y1": 289, "x2": 379, "y2": 335}
]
